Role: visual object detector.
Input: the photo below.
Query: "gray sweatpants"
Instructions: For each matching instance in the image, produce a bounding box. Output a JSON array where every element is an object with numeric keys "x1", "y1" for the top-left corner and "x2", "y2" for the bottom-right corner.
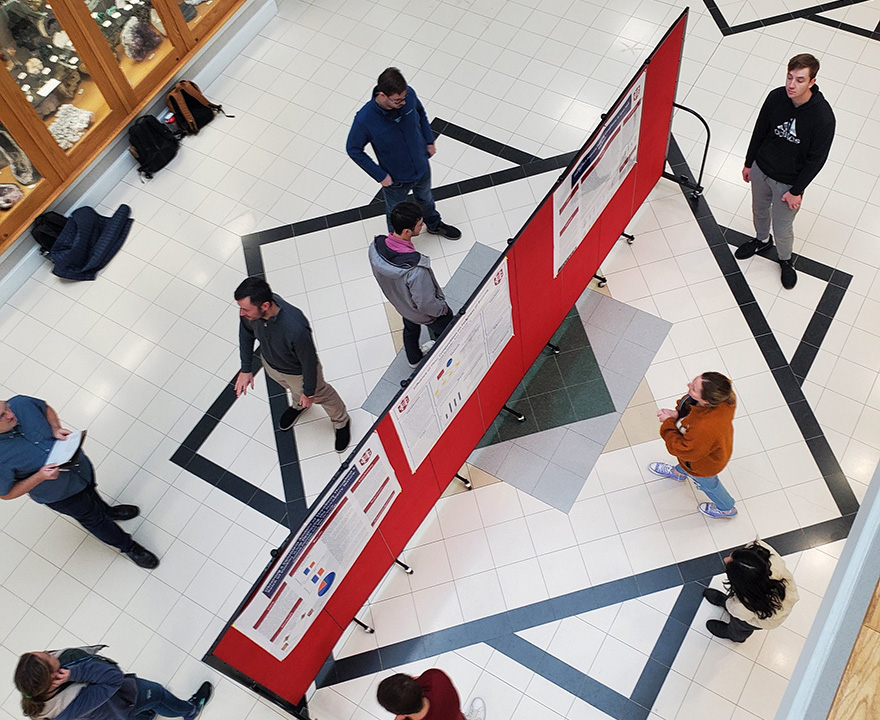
[{"x1": 750, "y1": 163, "x2": 799, "y2": 261}]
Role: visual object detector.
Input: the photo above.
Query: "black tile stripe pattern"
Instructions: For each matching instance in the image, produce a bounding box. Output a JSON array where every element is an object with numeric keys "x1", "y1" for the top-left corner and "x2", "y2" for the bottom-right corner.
[
  {"x1": 666, "y1": 137, "x2": 859, "y2": 517},
  {"x1": 701, "y1": 0, "x2": 880, "y2": 40},
  {"x1": 717, "y1": 226, "x2": 852, "y2": 385}
]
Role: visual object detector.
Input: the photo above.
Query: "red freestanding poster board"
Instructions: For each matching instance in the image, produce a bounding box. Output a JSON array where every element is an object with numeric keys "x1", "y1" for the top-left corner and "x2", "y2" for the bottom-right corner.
[{"x1": 206, "y1": 10, "x2": 687, "y2": 712}]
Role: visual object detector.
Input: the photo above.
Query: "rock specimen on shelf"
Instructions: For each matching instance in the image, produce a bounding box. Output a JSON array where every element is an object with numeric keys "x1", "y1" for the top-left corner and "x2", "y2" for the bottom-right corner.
[
  {"x1": 121, "y1": 16, "x2": 162, "y2": 62},
  {"x1": 48, "y1": 104, "x2": 93, "y2": 150},
  {"x1": 0, "y1": 128, "x2": 40, "y2": 185},
  {"x1": 0, "y1": 183, "x2": 24, "y2": 210}
]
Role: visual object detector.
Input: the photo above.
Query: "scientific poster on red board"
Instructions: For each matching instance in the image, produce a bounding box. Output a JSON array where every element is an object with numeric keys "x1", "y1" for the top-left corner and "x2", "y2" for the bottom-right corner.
[
  {"x1": 553, "y1": 71, "x2": 646, "y2": 275},
  {"x1": 391, "y1": 258, "x2": 513, "y2": 472},
  {"x1": 233, "y1": 432, "x2": 400, "y2": 659}
]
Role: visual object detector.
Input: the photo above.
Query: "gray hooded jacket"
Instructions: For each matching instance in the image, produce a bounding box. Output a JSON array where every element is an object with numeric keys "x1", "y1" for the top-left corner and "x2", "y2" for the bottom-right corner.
[{"x1": 368, "y1": 235, "x2": 448, "y2": 324}]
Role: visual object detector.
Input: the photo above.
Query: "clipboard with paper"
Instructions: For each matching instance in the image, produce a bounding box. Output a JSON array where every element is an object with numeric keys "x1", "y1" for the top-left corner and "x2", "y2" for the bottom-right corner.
[{"x1": 45, "y1": 430, "x2": 87, "y2": 467}]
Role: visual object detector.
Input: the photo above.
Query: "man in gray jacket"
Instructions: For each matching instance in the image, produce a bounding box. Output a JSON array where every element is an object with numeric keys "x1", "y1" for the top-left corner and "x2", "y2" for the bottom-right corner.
[{"x1": 368, "y1": 202, "x2": 453, "y2": 367}]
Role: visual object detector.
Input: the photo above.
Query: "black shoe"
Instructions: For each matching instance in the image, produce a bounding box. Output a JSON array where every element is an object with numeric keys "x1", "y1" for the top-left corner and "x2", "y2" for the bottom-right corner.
[
  {"x1": 278, "y1": 405, "x2": 304, "y2": 431},
  {"x1": 706, "y1": 619, "x2": 731, "y2": 639},
  {"x1": 702, "y1": 588, "x2": 728, "y2": 607},
  {"x1": 734, "y1": 235, "x2": 773, "y2": 260},
  {"x1": 106, "y1": 504, "x2": 139, "y2": 521},
  {"x1": 426, "y1": 222, "x2": 461, "y2": 240},
  {"x1": 780, "y1": 258, "x2": 797, "y2": 289},
  {"x1": 185, "y1": 682, "x2": 213, "y2": 720},
  {"x1": 124, "y1": 542, "x2": 159, "y2": 569},
  {"x1": 334, "y1": 420, "x2": 351, "y2": 452}
]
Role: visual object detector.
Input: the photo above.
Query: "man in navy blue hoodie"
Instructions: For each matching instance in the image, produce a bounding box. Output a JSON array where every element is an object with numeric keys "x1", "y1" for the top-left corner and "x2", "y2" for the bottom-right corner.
[
  {"x1": 347, "y1": 67, "x2": 461, "y2": 240},
  {"x1": 735, "y1": 53, "x2": 835, "y2": 289}
]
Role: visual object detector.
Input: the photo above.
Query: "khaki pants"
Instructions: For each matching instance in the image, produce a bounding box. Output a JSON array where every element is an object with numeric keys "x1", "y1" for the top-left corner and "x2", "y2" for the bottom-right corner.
[{"x1": 262, "y1": 360, "x2": 350, "y2": 429}]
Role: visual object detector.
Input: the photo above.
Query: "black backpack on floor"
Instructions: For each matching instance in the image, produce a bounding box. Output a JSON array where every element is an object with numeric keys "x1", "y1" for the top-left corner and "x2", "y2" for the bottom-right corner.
[
  {"x1": 129, "y1": 116, "x2": 180, "y2": 179},
  {"x1": 32, "y1": 211, "x2": 68, "y2": 255}
]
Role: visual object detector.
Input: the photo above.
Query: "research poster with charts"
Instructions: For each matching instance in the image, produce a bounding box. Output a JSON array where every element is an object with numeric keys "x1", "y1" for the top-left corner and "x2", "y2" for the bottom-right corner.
[
  {"x1": 553, "y1": 71, "x2": 646, "y2": 275},
  {"x1": 391, "y1": 258, "x2": 514, "y2": 472},
  {"x1": 233, "y1": 432, "x2": 400, "y2": 660}
]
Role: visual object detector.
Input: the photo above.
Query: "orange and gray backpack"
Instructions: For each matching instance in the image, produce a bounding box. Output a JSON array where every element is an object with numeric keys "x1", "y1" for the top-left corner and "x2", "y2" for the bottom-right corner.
[{"x1": 165, "y1": 80, "x2": 232, "y2": 135}]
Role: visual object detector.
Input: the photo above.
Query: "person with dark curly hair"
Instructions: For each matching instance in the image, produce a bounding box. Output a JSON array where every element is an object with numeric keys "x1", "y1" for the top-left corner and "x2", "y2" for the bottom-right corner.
[
  {"x1": 649, "y1": 372, "x2": 738, "y2": 518},
  {"x1": 702, "y1": 540, "x2": 799, "y2": 641},
  {"x1": 13, "y1": 645, "x2": 212, "y2": 720}
]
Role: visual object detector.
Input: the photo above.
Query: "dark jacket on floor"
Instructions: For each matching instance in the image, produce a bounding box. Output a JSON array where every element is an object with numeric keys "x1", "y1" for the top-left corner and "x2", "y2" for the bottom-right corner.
[{"x1": 50, "y1": 205, "x2": 133, "y2": 281}]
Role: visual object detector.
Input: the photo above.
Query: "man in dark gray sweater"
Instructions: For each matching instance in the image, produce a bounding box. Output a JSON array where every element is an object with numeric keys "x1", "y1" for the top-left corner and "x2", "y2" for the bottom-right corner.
[{"x1": 234, "y1": 277, "x2": 351, "y2": 452}]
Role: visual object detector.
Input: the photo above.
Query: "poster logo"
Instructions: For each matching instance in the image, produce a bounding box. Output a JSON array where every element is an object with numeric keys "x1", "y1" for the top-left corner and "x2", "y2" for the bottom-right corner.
[
  {"x1": 397, "y1": 396, "x2": 409, "y2": 412},
  {"x1": 359, "y1": 448, "x2": 372, "y2": 466}
]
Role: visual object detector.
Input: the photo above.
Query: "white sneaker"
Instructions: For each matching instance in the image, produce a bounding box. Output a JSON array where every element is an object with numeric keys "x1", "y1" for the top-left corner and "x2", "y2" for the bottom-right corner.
[
  {"x1": 464, "y1": 697, "x2": 486, "y2": 720},
  {"x1": 420, "y1": 340, "x2": 435, "y2": 354}
]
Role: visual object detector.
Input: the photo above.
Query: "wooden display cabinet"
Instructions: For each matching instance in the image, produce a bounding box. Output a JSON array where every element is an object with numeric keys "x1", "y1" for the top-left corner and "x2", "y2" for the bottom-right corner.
[{"x1": 0, "y1": 0, "x2": 247, "y2": 253}]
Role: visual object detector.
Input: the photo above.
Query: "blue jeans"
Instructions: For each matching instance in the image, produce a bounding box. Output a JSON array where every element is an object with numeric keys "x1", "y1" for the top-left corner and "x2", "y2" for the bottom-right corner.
[
  {"x1": 675, "y1": 464, "x2": 736, "y2": 512},
  {"x1": 133, "y1": 678, "x2": 196, "y2": 720},
  {"x1": 382, "y1": 166, "x2": 442, "y2": 232}
]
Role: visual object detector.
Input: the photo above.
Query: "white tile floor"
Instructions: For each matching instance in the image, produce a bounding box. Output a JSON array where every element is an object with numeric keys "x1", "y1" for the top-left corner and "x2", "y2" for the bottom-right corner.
[{"x1": 1, "y1": 0, "x2": 879, "y2": 719}]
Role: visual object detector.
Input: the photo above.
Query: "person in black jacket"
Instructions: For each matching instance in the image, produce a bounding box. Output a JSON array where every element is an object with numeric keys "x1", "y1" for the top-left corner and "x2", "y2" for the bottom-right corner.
[
  {"x1": 735, "y1": 53, "x2": 835, "y2": 289},
  {"x1": 14, "y1": 645, "x2": 212, "y2": 720}
]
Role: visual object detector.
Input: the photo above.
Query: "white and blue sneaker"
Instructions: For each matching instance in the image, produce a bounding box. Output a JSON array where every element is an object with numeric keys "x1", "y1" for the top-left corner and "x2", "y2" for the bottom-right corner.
[
  {"x1": 699, "y1": 502, "x2": 738, "y2": 519},
  {"x1": 648, "y1": 462, "x2": 687, "y2": 482}
]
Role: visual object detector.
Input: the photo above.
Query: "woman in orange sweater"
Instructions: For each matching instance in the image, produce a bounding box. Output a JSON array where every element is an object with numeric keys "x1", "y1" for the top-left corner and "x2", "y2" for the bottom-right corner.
[{"x1": 650, "y1": 371, "x2": 738, "y2": 518}]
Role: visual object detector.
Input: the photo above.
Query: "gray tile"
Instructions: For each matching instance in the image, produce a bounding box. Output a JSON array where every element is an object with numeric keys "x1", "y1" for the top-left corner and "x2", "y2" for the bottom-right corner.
[
  {"x1": 459, "y1": 242, "x2": 502, "y2": 277},
  {"x1": 625, "y1": 311, "x2": 672, "y2": 350},
  {"x1": 468, "y1": 441, "x2": 513, "y2": 477},
  {"x1": 531, "y1": 462, "x2": 589, "y2": 513},
  {"x1": 574, "y1": 288, "x2": 603, "y2": 323},
  {"x1": 583, "y1": 324, "x2": 620, "y2": 366},
  {"x1": 548, "y1": 429, "x2": 602, "y2": 478},
  {"x1": 589, "y1": 294, "x2": 638, "y2": 335},
  {"x1": 567, "y1": 412, "x2": 622, "y2": 444},
  {"x1": 504, "y1": 467, "x2": 541, "y2": 494},
  {"x1": 444, "y1": 269, "x2": 484, "y2": 308},
  {"x1": 497, "y1": 443, "x2": 549, "y2": 490},
  {"x1": 606, "y1": 338, "x2": 658, "y2": 382},
  {"x1": 601, "y1": 368, "x2": 640, "y2": 411},
  {"x1": 363, "y1": 377, "x2": 404, "y2": 416},
  {"x1": 512, "y1": 426, "x2": 566, "y2": 461}
]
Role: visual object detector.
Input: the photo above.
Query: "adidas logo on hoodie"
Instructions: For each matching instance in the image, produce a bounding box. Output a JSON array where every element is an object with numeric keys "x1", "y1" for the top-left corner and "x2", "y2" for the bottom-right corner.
[{"x1": 774, "y1": 118, "x2": 800, "y2": 144}]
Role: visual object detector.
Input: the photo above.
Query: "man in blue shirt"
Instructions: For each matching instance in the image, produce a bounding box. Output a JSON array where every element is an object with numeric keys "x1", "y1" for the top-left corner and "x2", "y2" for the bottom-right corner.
[
  {"x1": 347, "y1": 67, "x2": 461, "y2": 240},
  {"x1": 0, "y1": 397, "x2": 158, "y2": 568}
]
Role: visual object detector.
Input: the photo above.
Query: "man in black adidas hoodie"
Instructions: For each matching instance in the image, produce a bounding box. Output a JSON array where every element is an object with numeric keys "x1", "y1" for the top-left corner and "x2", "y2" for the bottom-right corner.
[{"x1": 736, "y1": 53, "x2": 835, "y2": 289}]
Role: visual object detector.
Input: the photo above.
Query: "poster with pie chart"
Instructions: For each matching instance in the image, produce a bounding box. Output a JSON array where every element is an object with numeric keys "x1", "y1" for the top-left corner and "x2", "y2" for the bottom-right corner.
[{"x1": 233, "y1": 432, "x2": 400, "y2": 658}]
